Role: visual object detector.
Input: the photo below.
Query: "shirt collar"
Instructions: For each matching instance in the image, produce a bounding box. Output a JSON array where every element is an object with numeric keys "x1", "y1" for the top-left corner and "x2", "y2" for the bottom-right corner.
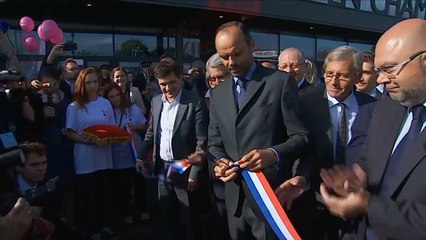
[
  {"x1": 17, "y1": 174, "x2": 37, "y2": 194},
  {"x1": 161, "y1": 87, "x2": 183, "y2": 105},
  {"x1": 297, "y1": 78, "x2": 306, "y2": 88},
  {"x1": 327, "y1": 91, "x2": 358, "y2": 111},
  {"x1": 233, "y1": 61, "x2": 257, "y2": 83}
]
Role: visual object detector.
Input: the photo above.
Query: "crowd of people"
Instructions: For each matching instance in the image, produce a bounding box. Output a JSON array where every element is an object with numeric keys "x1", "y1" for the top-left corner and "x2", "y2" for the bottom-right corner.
[{"x1": 0, "y1": 17, "x2": 425, "y2": 240}]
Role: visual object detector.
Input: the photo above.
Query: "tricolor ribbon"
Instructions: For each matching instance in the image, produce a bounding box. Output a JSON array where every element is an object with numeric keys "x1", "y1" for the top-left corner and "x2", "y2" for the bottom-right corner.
[
  {"x1": 125, "y1": 125, "x2": 138, "y2": 161},
  {"x1": 241, "y1": 170, "x2": 301, "y2": 240},
  {"x1": 165, "y1": 159, "x2": 191, "y2": 178}
]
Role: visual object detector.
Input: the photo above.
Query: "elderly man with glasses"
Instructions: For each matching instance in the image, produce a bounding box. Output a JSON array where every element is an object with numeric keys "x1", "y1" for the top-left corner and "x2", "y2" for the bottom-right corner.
[
  {"x1": 278, "y1": 48, "x2": 317, "y2": 95},
  {"x1": 275, "y1": 45, "x2": 377, "y2": 239},
  {"x1": 320, "y1": 18, "x2": 426, "y2": 240}
]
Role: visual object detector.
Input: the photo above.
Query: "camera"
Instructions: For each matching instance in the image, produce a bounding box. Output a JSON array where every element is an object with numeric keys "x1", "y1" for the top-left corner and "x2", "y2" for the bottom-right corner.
[
  {"x1": 62, "y1": 42, "x2": 78, "y2": 51},
  {"x1": 0, "y1": 69, "x2": 21, "y2": 83}
]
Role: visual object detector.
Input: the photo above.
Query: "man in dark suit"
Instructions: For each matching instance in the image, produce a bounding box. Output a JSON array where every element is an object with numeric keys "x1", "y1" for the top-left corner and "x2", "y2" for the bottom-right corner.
[
  {"x1": 320, "y1": 18, "x2": 426, "y2": 240},
  {"x1": 275, "y1": 46, "x2": 377, "y2": 239},
  {"x1": 278, "y1": 47, "x2": 317, "y2": 96},
  {"x1": 209, "y1": 21, "x2": 308, "y2": 240},
  {"x1": 136, "y1": 59, "x2": 209, "y2": 240}
]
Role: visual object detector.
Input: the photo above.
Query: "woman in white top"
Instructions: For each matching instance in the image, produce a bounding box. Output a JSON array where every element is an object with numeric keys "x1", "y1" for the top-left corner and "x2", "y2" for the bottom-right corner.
[
  {"x1": 65, "y1": 67, "x2": 115, "y2": 238},
  {"x1": 112, "y1": 66, "x2": 147, "y2": 116},
  {"x1": 104, "y1": 82, "x2": 146, "y2": 224}
]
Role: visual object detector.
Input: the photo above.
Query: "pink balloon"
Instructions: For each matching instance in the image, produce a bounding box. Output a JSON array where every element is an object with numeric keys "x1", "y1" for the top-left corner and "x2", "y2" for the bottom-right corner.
[
  {"x1": 24, "y1": 36, "x2": 39, "y2": 52},
  {"x1": 40, "y1": 19, "x2": 58, "y2": 40},
  {"x1": 37, "y1": 24, "x2": 49, "y2": 41},
  {"x1": 20, "y1": 16, "x2": 35, "y2": 33},
  {"x1": 50, "y1": 27, "x2": 63, "y2": 44}
]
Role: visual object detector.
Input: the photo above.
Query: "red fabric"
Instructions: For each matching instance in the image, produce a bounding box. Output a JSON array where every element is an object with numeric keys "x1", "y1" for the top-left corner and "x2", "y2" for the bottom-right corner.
[{"x1": 83, "y1": 124, "x2": 131, "y2": 144}]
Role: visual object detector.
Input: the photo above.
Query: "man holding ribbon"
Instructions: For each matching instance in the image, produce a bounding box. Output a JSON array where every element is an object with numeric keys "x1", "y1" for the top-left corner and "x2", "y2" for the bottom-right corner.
[
  {"x1": 208, "y1": 21, "x2": 308, "y2": 240},
  {"x1": 136, "y1": 59, "x2": 209, "y2": 240}
]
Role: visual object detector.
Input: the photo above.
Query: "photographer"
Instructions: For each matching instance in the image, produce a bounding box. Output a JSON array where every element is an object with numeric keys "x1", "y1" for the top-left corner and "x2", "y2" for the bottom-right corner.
[
  {"x1": 0, "y1": 142, "x2": 55, "y2": 240},
  {"x1": 5, "y1": 74, "x2": 43, "y2": 143},
  {"x1": 31, "y1": 43, "x2": 79, "y2": 99}
]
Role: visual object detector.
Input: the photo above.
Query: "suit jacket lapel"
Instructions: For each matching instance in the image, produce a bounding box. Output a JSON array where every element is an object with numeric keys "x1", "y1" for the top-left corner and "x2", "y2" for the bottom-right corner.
[
  {"x1": 173, "y1": 89, "x2": 188, "y2": 137},
  {"x1": 390, "y1": 117, "x2": 426, "y2": 196},
  {"x1": 219, "y1": 77, "x2": 238, "y2": 117},
  {"x1": 321, "y1": 90, "x2": 333, "y2": 150},
  {"x1": 238, "y1": 66, "x2": 265, "y2": 117},
  {"x1": 320, "y1": 90, "x2": 335, "y2": 166},
  {"x1": 153, "y1": 96, "x2": 162, "y2": 137},
  {"x1": 368, "y1": 99, "x2": 406, "y2": 192}
]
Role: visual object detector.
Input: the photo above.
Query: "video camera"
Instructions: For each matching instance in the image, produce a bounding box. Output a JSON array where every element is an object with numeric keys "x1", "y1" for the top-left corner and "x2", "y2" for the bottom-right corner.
[{"x1": 0, "y1": 69, "x2": 21, "y2": 83}]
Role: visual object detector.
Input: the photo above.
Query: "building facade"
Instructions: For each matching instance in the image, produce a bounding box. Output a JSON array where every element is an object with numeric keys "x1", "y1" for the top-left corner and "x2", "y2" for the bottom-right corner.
[{"x1": 0, "y1": 0, "x2": 424, "y2": 77}]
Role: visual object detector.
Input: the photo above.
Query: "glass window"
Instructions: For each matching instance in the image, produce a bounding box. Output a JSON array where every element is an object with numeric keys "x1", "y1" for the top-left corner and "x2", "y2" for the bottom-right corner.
[
  {"x1": 86, "y1": 61, "x2": 110, "y2": 68},
  {"x1": 251, "y1": 32, "x2": 279, "y2": 60},
  {"x1": 183, "y1": 38, "x2": 200, "y2": 58},
  {"x1": 317, "y1": 38, "x2": 347, "y2": 61},
  {"x1": 118, "y1": 61, "x2": 140, "y2": 74},
  {"x1": 280, "y1": 34, "x2": 316, "y2": 61},
  {"x1": 6, "y1": 29, "x2": 46, "y2": 55},
  {"x1": 348, "y1": 42, "x2": 374, "y2": 52},
  {"x1": 252, "y1": 32, "x2": 279, "y2": 51},
  {"x1": 20, "y1": 60, "x2": 44, "y2": 80},
  {"x1": 163, "y1": 37, "x2": 176, "y2": 57},
  {"x1": 61, "y1": 32, "x2": 113, "y2": 56},
  {"x1": 115, "y1": 34, "x2": 156, "y2": 57}
]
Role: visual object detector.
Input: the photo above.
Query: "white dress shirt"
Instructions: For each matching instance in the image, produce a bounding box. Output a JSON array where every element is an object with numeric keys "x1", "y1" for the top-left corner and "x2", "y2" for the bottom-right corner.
[
  {"x1": 159, "y1": 89, "x2": 182, "y2": 161},
  {"x1": 327, "y1": 91, "x2": 359, "y2": 157}
]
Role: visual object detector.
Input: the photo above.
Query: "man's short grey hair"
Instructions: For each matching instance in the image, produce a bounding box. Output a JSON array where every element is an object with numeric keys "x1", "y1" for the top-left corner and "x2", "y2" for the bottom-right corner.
[
  {"x1": 205, "y1": 53, "x2": 224, "y2": 80},
  {"x1": 323, "y1": 46, "x2": 363, "y2": 74},
  {"x1": 279, "y1": 47, "x2": 306, "y2": 64},
  {"x1": 206, "y1": 53, "x2": 223, "y2": 69}
]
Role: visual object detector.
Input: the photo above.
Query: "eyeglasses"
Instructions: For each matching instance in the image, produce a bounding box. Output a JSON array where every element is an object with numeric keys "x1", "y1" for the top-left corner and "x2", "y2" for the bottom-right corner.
[
  {"x1": 324, "y1": 71, "x2": 355, "y2": 81},
  {"x1": 373, "y1": 50, "x2": 426, "y2": 77},
  {"x1": 209, "y1": 75, "x2": 226, "y2": 82},
  {"x1": 279, "y1": 63, "x2": 304, "y2": 70}
]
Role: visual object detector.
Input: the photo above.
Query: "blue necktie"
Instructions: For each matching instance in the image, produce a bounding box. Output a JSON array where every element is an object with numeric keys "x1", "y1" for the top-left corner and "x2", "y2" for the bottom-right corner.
[
  {"x1": 366, "y1": 105, "x2": 425, "y2": 240},
  {"x1": 379, "y1": 105, "x2": 425, "y2": 197},
  {"x1": 335, "y1": 103, "x2": 347, "y2": 164},
  {"x1": 235, "y1": 78, "x2": 248, "y2": 111}
]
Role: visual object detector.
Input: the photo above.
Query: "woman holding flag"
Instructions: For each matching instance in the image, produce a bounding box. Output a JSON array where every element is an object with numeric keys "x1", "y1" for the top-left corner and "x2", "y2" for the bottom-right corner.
[{"x1": 104, "y1": 82, "x2": 146, "y2": 228}]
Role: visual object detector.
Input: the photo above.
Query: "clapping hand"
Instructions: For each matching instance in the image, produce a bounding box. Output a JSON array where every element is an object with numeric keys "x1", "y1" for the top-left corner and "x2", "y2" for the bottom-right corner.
[
  {"x1": 275, "y1": 176, "x2": 307, "y2": 209},
  {"x1": 320, "y1": 164, "x2": 370, "y2": 220}
]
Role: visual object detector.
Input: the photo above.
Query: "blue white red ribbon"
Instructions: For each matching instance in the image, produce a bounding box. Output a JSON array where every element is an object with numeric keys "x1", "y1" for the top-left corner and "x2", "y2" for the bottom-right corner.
[
  {"x1": 125, "y1": 125, "x2": 138, "y2": 161},
  {"x1": 165, "y1": 159, "x2": 191, "y2": 178},
  {"x1": 242, "y1": 170, "x2": 301, "y2": 240}
]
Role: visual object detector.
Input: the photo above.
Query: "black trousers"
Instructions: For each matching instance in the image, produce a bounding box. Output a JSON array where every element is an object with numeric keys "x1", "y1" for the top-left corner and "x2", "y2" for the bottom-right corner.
[
  {"x1": 75, "y1": 169, "x2": 111, "y2": 236},
  {"x1": 156, "y1": 160, "x2": 205, "y2": 240}
]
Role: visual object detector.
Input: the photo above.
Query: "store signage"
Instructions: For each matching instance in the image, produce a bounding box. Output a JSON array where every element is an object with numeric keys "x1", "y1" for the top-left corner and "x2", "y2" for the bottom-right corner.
[
  {"x1": 307, "y1": 0, "x2": 426, "y2": 19},
  {"x1": 252, "y1": 50, "x2": 279, "y2": 58}
]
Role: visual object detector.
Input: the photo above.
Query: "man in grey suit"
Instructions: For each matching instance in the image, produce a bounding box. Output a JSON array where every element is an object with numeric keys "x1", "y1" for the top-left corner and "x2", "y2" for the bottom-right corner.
[
  {"x1": 321, "y1": 18, "x2": 426, "y2": 240},
  {"x1": 275, "y1": 46, "x2": 376, "y2": 239},
  {"x1": 209, "y1": 21, "x2": 308, "y2": 240},
  {"x1": 136, "y1": 59, "x2": 209, "y2": 240}
]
